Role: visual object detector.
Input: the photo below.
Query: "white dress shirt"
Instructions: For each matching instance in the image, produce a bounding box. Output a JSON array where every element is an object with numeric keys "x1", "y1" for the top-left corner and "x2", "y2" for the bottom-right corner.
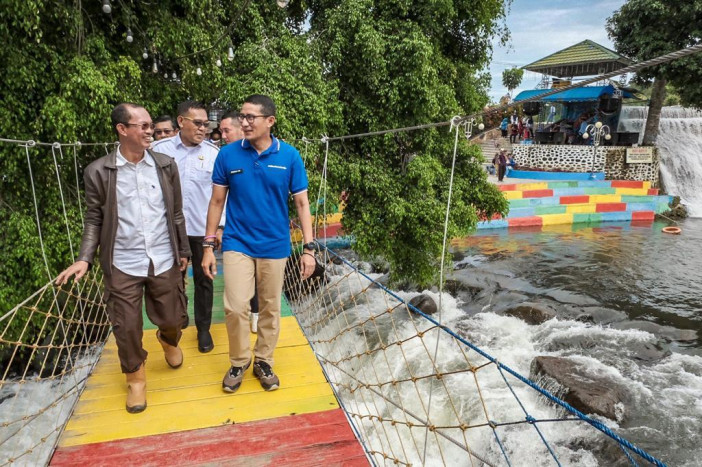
[
  {"x1": 152, "y1": 134, "x2": 222, "y2": 236},
  {"x1": 113, "y1": 148, "x2": 175, "y2": 277}
]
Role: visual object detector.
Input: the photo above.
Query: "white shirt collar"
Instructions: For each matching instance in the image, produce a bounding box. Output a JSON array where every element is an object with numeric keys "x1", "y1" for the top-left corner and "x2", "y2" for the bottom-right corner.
[{"x1": 116, "y1": 145, "x2": 153, "y2": 167}]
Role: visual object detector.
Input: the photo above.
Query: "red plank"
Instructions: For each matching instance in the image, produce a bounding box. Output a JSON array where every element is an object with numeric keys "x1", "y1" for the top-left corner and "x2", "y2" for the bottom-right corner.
[
  {"x1": 595, "y1": 203, "x2": 627, "y2": 213},
  {"x1": 611, "y1": 180, "x2": 644, "y2": 188},
  {"x1": 498, "y1": 184, "x2": 517, "y2": 191},
  {"x1": 632, "y1": 211, "x2": 655, "y2": 221},
  {"x1": 647, "y1": 188, "x2": 659, "y2": 195},
  {"x1": 522, "y1": 189, "x2": 554, "y2": 198},
  {"x1": 508, "y1": 216, "x2": 543, "y2": 228},
  {"x1": 51, "y1": 409, "x2": 367, "y2": 466},
  {"x1": 560, "y1": 195, "x2": 590, "y2": 205}
]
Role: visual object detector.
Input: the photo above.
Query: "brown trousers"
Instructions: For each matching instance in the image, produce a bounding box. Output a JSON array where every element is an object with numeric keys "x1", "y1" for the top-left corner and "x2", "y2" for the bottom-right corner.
[
  {"x1": 103, "y1": 263, "x2": 186, "y2": 373},
  {"x1": 223, "y1": 252, "x2": 287, "y2": 367}
]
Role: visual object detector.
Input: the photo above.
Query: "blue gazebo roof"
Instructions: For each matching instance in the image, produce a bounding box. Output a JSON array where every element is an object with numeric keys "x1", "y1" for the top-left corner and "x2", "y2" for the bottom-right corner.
[{"x1": 513, "y1": 85, "x2": 635, "y2": 103}]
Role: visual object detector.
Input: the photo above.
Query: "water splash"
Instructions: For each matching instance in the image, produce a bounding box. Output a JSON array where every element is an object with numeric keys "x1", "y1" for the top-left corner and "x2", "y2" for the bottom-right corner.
[{"x1": 618, "y1": 106, "x2": 702, "y2": 217}]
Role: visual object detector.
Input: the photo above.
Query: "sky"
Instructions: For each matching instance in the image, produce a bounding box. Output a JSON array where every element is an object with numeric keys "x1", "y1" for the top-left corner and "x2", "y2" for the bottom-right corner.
[{"x1": 488, "y1": 0, "x2": 627, "y2": 102}]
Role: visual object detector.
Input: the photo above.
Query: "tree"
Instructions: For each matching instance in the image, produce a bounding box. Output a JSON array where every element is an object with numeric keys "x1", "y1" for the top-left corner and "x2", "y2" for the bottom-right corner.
[
  {"x1": 606, "y1": 0, "x2": 702, "y2": 145},
  {"x1": 308, "y1": 0, "x2": 511, "y2": 285},
  {"x1": 502, "y1": 67, "x2": 524, "y2": 99},
  {"x1": 0, "y1": 1, "x2": 341, "y2": 313},
  {"x1": 0, "y1": 0, "x2": 512, "y2": 314}
]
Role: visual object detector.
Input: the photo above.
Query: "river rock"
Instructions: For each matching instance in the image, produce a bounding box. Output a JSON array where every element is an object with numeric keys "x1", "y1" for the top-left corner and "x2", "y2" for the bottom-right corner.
[
  {"x1": 408, "y1": 294, "x2": 437, "y2": 315},
  {"x1": 504, "y1": 302, "x2": 556, "y2": 325},
  {"x1": 610, "y1": 320, "x2": 698, "y2": 342},
  {"x1": 530, "y1": 356, "x2": 626, "y2": 422}
]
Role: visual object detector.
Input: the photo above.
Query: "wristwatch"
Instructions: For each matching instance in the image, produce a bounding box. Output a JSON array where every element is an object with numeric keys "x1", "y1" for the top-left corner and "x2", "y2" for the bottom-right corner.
[{"x1": 302, "y1": 242, "x2": 316, "y2": 251}]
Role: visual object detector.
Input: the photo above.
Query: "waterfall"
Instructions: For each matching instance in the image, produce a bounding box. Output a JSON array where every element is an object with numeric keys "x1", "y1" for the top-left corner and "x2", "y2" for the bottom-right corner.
[{"x1": 618, "y1": 106, "x2": 702, "y2": 217}]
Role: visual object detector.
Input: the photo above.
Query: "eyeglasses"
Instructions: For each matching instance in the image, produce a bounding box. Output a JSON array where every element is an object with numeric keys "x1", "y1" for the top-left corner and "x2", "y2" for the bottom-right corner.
[
  {"x1": 182, "y1": 116, "x2": 210, "y2": 128},
  {"x1": 122, "y1": 122, "x2": 155, "y2": 131},
  {"x1": 236, "y1": 113, "x2": 271, "y2": 124},
  {"x1": 154, "y1": 129, "x2": 174, "y2": 136}
]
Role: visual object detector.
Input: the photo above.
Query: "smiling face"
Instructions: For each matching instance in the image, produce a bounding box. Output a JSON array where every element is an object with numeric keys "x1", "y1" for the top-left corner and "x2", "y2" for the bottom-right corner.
[
  {"x1": 117, "y1": 106, "x2": 153, "y2": 151},
  {"x1": 239, "y1": 102, "x2": 275, "y2": 144},
  {"x1": 177, "y1": 108, "x2": 208, "y2": 146}
]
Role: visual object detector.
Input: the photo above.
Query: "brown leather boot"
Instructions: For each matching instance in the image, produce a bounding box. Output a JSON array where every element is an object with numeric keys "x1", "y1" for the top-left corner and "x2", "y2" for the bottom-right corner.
[
  {"x1": 125, "y1": 364, "x2": 147, "y2": 414},
  {"x1": 156, "y1": 330, "x2": 183, "y2": 369}
]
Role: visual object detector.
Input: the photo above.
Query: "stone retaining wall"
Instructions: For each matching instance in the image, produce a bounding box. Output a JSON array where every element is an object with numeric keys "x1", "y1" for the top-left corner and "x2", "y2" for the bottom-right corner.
[{"x1": 513, "y1": 145, "x2": 659, "y2": 186}]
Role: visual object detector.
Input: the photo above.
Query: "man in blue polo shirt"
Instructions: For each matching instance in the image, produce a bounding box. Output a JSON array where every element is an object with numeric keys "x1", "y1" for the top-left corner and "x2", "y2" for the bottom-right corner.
[{"x1": 202, "y1": 94, "x2": 316, "y2": 393}]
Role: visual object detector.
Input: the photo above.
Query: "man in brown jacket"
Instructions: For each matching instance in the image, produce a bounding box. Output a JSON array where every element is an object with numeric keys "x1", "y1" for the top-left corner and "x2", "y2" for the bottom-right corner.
[{"x1": 56, "y1": 103, "x2": 191, "y2": 413}]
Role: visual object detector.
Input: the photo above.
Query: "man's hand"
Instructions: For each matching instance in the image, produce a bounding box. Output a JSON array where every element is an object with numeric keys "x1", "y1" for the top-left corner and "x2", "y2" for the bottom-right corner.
[
  {"x1": 55, "y1": 260, "x2": 90, "y2": 286},
  {"x1": 202, "y1": 248, "x2": 217, "y2": 280},
  {"x1": 300, "y1": 253, "x2": 316, "y2": 279},
  {"x1": 179, "y1": 257, "x2": 189, "y2": 272}
]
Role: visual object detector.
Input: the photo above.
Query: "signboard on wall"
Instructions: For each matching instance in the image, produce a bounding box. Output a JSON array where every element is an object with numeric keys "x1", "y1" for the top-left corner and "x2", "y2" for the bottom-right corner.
[{"x1": 626, "y1": 147, "x2": 654, "y2": 163}]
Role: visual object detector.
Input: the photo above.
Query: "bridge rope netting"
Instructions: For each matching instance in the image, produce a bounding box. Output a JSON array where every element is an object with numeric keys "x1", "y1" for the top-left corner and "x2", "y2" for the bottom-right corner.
[
  {"x1": 0, "y1": 140, "x2": 114, "y2": 466},
  {"x1": 283, "y1": 122, "x2": 666, "y2": 467}
]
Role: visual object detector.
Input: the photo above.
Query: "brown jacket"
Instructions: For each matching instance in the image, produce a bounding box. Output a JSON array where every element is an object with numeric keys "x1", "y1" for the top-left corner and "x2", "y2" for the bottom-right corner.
[{"x1": 77, "y1": 148, "x2": 191, "y2": 274}]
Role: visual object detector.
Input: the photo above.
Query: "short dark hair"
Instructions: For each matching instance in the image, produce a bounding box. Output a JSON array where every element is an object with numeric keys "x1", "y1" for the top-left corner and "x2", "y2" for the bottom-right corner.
[
  {"x1": 243, "y1": 94, "x2": 276, "y2": 117},
  {"x1": 177, "y1": 100, "x2": 207, "y2": 117},
  {"x1": 154, "y1": 115, "x2": 176, "y2": 128},
  {"x1": 221, "y1": 110, "x2": 241, "y2": 126},
  {"x1": 111, "y1": 103, "x2": 143, "y2": 135}
]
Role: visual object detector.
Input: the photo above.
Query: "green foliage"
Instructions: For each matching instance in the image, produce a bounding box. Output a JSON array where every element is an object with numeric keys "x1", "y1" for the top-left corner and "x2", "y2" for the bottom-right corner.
[
  {"x1": 502, "y1": 67, "x2": 524, "y2": 95},
  {"x1": 606, "y1": 0, "x2": 702, "y2": 106},
  {"x1": 308, "y1": 0, "x2": 510, "y2": 286},
  {"x1": 0, "y1": 0, "x2": 511, "y2": 312}
]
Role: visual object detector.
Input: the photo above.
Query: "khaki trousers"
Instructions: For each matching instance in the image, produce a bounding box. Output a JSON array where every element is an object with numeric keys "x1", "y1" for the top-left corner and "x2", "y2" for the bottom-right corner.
[
  {"x1": 103, "y1": 263, "x2": 185, "y2": 373},
  {"x1": 223, "y1": 252, "x2": 287, "y2": 367}
]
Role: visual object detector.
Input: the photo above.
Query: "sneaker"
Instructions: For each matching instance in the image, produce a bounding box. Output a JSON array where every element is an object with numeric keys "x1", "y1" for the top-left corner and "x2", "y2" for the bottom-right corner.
[
  {"x1": 250, "y1": 312, "x2": 258, "y2": 334},
  {"x1": 222, "y1": 361, "x2": 251, "y2": 393},
  {"x1": 253, "y1": 360, "x2": 279, "y2": 391}
]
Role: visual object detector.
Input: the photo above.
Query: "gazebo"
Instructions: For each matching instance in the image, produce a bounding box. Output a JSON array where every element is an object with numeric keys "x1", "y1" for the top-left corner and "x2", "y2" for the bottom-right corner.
[{"x1": 514, "y1": 40, "x2": 640, "y2": 146}]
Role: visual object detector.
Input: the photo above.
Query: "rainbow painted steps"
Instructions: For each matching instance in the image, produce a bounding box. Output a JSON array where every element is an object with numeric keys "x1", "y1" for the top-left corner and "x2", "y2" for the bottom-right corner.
[{"x1": 479, "y1": 180, "x2": 672, "y2": 229}]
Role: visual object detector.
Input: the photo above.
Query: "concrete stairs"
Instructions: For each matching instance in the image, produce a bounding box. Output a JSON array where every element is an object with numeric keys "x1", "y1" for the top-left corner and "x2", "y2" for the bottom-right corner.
[{"x1": 478, "y1": 180, "x2": 672, "y2": 229}]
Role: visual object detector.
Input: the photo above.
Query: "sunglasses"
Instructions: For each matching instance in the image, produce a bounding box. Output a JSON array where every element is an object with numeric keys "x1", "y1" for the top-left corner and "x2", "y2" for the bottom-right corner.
[
  {"x1": 182, "y1": 116, "x2": 210, "y2": 128},
  {"x1": 122, "y1": 122, "x2": 155, "y2": 131}
]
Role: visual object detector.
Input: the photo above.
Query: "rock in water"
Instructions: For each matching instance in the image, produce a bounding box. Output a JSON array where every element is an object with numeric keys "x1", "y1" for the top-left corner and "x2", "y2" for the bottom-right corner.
[
  {"x1": 408, "y1": 294, "x2": 437, "y2": 315},
  {"x1": 504, "y1": 302, "x2": 555, "y2": 325},
  {"x1": 530, "y1": 356, "x2": 627, "y2": 422}
]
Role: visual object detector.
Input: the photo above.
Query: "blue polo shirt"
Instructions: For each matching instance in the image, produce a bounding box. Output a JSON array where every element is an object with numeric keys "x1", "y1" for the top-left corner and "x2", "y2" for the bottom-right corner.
[{"x1": 212, "y1": 136, "x2": 308, "y2": 259}]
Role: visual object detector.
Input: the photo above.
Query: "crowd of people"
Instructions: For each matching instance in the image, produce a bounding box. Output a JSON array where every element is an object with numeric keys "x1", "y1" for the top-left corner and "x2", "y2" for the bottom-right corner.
[
  {"x1": 500, "y1": 110, "x2": 534, "y2": 144},
  {"x1": 55, "y1": 95, "x2": 317, "y2": 413}
]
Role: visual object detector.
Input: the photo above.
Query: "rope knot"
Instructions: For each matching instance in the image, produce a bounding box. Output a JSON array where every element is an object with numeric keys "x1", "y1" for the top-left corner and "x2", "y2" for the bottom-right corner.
[
  {"x1": 320, "y1": 135, "x2": 329, "y2": 144},
  {"x1": 52, "y1": 142, "x2": 61, "y2": 149},
  {"x1": 526, "y1": 415, "x2": 536, "y2": 424}
]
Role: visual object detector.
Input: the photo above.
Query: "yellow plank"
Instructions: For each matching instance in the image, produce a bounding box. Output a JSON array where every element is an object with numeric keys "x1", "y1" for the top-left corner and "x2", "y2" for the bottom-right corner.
[
  {"x1": 511, "y1": 182, "x2": 548, "y2": 191},
  {"x1": 59, "y1": 317, "x2": 338, "y2": 447},
  {"x1": 589, "y1": 194, "x2": 621, "y2": 203},
  {"x1": 502, "y1": 191, "x2": 523, "y2": 200},
  {"x1": 540, "y1": 213, "x2": 574, "y2": 226},
  {"x1": 565, "y1": 204, "x2": 597, "y2": 214},
  {"x1": 642, "y1": 181, "x2": 651, "y2": 190},
  {"x1": 614, "y1": 188, "x2": 652, "y2": 196}
]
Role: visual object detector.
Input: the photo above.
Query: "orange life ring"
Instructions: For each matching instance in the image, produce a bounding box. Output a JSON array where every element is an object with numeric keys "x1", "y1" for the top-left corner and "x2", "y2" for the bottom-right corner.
[{"x1": 662, "y1": 226, "x2": 681, "y2": 235}]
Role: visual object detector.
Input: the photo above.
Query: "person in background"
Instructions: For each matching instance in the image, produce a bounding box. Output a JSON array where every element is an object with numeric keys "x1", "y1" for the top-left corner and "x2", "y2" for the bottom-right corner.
[
  {"x1": 219, "y1": 110, "x2": 260, "y2": 334},
  {"x1": 500, "y1": 116, "x2": 508, "y2": 138},
  {"x1": 153, "y1": 115, "x2": 177, "y2": 141},
  {"x1": 152, "y1": 101, "x2": 222, "y2": 353},
  {"x1": 492, "y1": 149, "x2": 509, "y2": 182},
  {"x1": 56, "y1": 103, "x2": 190, "y2": 413}
]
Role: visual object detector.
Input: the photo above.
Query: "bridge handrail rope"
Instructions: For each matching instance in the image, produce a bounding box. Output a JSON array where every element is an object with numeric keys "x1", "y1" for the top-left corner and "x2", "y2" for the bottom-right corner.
[{"x1": 1, "y1": 141, "x2": 112, "y2": 466}]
